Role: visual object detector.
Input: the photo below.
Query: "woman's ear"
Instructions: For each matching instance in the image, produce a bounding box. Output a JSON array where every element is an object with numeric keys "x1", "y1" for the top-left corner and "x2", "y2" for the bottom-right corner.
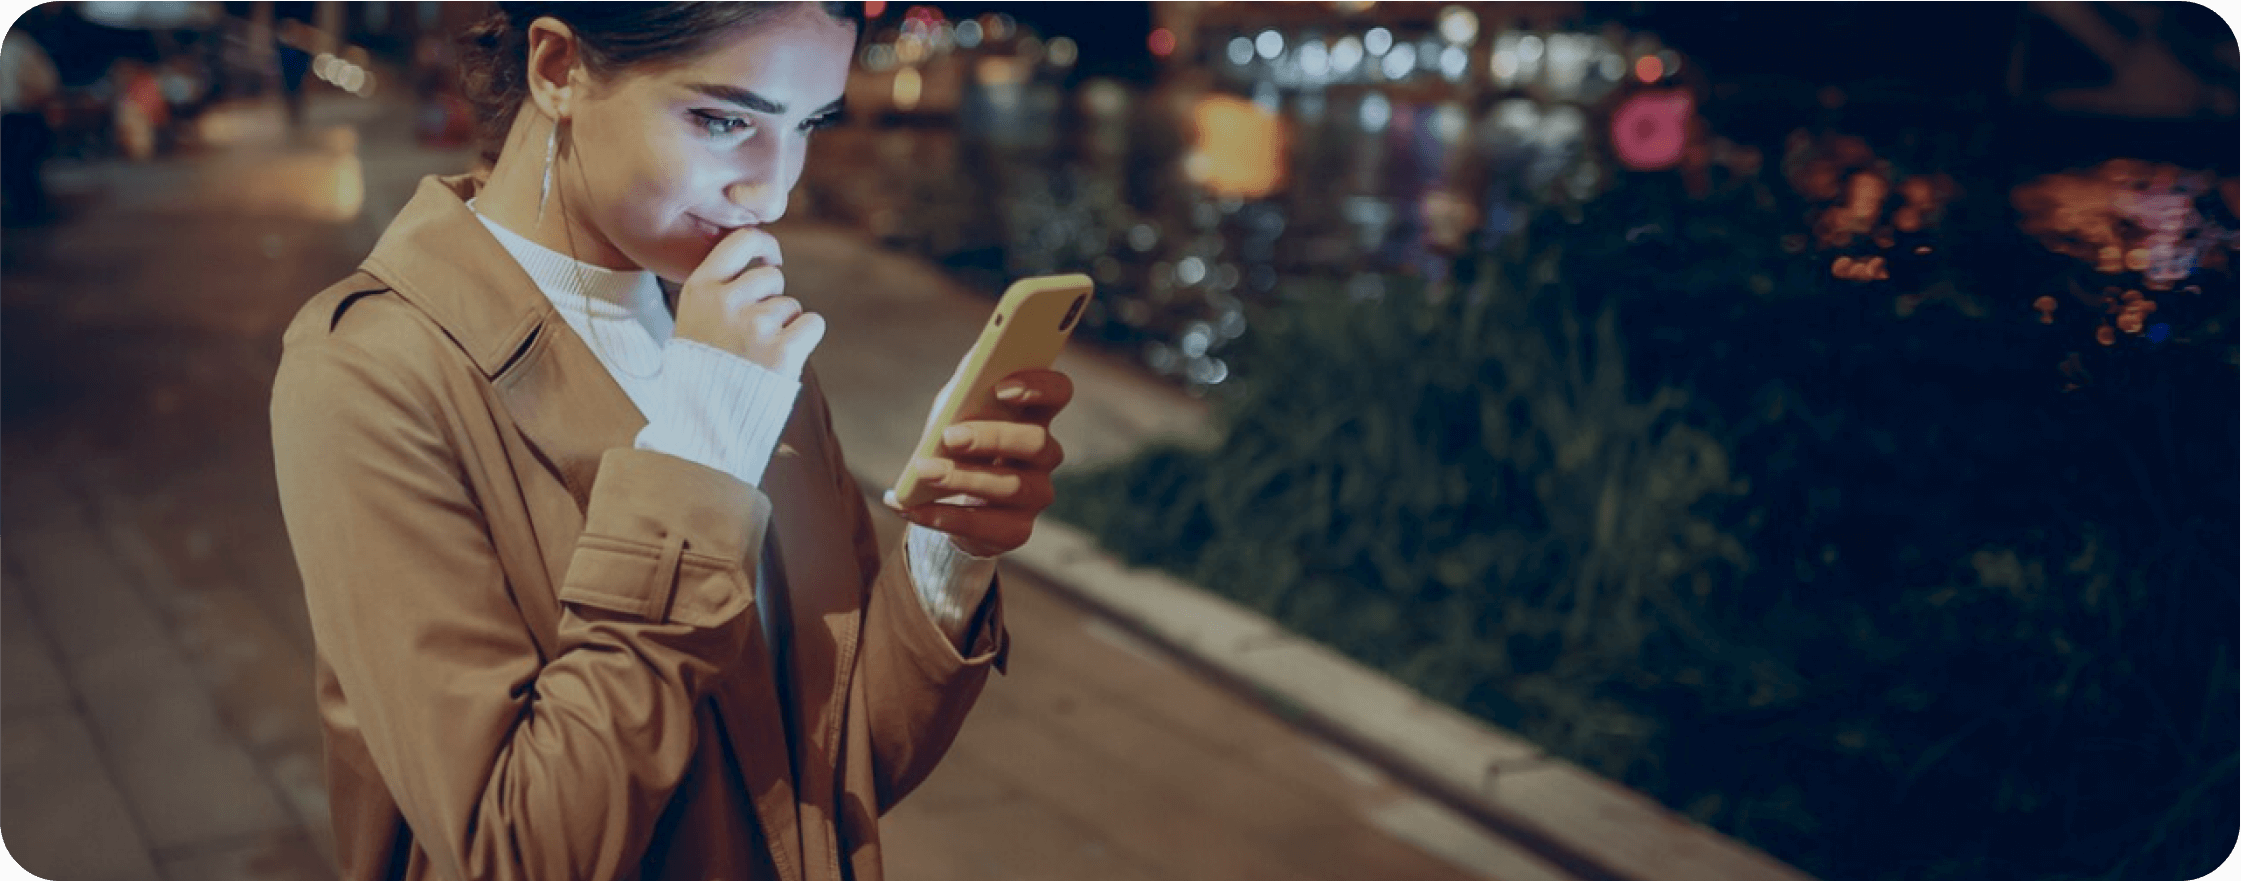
[{"x1": 522, "y1": 16, "x2": 580, "y2": 121}]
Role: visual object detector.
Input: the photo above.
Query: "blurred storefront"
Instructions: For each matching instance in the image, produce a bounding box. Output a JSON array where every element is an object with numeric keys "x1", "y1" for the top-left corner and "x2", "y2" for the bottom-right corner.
[{"x1": 806, "y1": 2, "x2": 1724, "y2": 392}]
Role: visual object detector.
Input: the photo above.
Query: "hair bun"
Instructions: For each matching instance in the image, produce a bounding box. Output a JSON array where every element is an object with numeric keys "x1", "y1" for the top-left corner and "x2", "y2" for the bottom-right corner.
[{"x1": 464, "y1": 17, "x2": 504, "y2": 50}]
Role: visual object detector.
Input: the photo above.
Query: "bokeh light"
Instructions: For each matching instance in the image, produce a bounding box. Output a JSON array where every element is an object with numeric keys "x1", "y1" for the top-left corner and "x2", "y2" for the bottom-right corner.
[
  {"x1": 1365, "y1": 27, "x2": 1393, "y2": 56},
  {"x1": 892, "y1": 66, "x2": 923, "y2": 111},
  {"x1": 1381, "y1": 43, "x2": 1418, "y2": 80},
  {"x1": 1439, "y1": 46, "x2": 1470, "y2": 80},
  {"x1": 1300, "y1": 40, "x2": 1331, "y2": 79},
  {"x1": 1438, "y1": 6, "x2": 1479, "y2": 45},
  {"x1": 1228, "y1": 36, "x2": 1254, "y2": 66},
  {"x1": 1185, "y1": 93, "x2": 1287, "y2": 198},
  {"x1": 1612, "y1": 89, "x2": 1691, "y2": 170},
  {"x1": 1047, "y1": 36, "x2": 1079, "y2": 68},
  {"x1": 1332, "y1": 36, "x2": 1365, "y2": 73},
  {"x1": 1256, "y1": 30, "x2": 1285, "y2": 61},
  {"x1": 1359, "y1": 91, "x2": 1392, "y2": 132}
]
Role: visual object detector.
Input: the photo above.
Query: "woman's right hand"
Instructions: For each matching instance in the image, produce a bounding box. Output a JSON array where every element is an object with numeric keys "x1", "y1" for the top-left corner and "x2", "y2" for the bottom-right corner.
[{"x1": 674, "y1": 227, "x2": 825, "y2": 380}]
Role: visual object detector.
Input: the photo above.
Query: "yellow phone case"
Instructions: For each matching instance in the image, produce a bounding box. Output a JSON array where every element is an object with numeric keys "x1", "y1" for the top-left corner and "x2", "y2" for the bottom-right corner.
[{"x1": 892, "y1": 273, "x2": 1093, "y2": 507}]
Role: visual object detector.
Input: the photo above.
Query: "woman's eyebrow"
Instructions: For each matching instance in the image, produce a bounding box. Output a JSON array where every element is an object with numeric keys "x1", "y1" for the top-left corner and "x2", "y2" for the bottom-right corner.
[
  {"x1": 687, "y1": 82, "x2": 787, "y2": 114},
  {"x1": 685, "y1": 84, "x2": 846, "y2": 119}
]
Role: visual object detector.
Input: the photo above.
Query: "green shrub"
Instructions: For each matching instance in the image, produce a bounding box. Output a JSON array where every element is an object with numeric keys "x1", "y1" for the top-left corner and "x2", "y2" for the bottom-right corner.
[{"x1": 1056, "y1": 235, "x2": 1759, "y2": 778}]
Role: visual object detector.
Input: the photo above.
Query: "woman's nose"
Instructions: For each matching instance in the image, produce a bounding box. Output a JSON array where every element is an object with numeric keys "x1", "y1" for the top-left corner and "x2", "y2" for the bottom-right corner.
[{"x1": 724, "y1": 179, "x2": 786, "y2": 225}]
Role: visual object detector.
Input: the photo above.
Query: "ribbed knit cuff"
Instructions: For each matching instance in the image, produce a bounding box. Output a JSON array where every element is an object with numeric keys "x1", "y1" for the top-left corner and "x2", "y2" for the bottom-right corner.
[
  {"x1": 905, "y1": 522, "x2": 1000, "y2": 647},
  {"x1": 633, "y1": 338, "x2": 801, "y2": 489}
]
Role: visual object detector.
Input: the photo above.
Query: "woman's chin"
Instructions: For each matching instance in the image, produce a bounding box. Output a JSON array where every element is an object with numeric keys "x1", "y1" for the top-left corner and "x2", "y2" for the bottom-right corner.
[{"x1": 640, "y1": 240, "x2": 713, "y2": 285}]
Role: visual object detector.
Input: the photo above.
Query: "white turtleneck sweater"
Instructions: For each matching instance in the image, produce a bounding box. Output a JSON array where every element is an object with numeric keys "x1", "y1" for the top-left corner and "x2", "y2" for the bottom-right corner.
[{"x1": 471, "y1": 209, "x2": 998, "y2": 649}]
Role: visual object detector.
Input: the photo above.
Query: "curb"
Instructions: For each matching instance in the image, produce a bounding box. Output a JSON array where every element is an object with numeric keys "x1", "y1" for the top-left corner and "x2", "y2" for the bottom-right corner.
[{"x1": 1005, "y1": 517, "x2": 1821, "y2": 881}]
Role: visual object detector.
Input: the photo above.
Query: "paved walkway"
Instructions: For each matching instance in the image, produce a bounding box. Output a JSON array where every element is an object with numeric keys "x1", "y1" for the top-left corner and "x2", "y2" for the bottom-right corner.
[{"x1": 1, "y1": 90, "x2": 1520, "y2": 880}]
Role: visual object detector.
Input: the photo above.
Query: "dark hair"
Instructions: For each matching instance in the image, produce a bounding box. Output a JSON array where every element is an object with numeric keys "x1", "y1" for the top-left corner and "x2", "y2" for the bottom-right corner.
[{"x1": 459, "y1": 2, "x2": 863, "y2": 163}]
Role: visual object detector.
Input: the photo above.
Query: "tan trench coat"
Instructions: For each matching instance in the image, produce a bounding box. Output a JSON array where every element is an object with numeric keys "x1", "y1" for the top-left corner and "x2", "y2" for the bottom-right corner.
[{"x1": 272, "y1": 174, "x2": 1008, "y2": 881}]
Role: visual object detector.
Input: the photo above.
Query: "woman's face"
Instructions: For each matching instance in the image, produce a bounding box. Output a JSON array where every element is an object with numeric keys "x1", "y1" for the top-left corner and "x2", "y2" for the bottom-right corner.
[{"x1": 557, "y1": 8, "x2": 855, "y2": 281}]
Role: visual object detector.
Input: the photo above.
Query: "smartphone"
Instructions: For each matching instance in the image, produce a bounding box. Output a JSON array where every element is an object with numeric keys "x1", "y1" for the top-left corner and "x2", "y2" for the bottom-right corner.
[{"x1": 891, "y1": 273, "x2": 1093, "y2": 508}]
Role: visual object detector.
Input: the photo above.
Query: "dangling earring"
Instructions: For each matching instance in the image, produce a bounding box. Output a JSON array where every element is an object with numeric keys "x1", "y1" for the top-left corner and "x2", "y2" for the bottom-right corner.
[{"x1": 537, "y1": 121, "x2": 557, "y2": 226}]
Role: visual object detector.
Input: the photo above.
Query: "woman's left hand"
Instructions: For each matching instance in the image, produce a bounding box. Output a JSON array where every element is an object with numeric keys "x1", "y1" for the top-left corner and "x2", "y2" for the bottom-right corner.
[{"x1": 884, "y1": 369, "x2": 1073, "y2": 558}]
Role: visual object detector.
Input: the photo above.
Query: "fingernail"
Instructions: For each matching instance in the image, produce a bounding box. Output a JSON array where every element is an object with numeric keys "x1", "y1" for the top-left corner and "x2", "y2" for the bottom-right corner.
[
  {"x1": 995, "y1": 385, "x2": 1026, "y2": 402},
  {"x1": 941, "y1": 425, "x2": 972, "y2": 446},
  {"x1": 882, "y1": 489, "x2": 902, "y2": 509},
  {"x1": 912, "y1": 457, "x2": 951, "y2": 478}
]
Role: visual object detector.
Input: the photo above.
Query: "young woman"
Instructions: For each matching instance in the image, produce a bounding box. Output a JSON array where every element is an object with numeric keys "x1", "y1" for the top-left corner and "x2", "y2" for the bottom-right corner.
[{"x1": 270, "y1": 5, "x2": 1072, "y2": 880}]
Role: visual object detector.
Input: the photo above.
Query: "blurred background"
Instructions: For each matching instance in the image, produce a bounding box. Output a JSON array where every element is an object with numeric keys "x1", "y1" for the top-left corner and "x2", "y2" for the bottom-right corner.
[{"x1": 2, "y1": 3, "x2": 2236, "y2": 881}]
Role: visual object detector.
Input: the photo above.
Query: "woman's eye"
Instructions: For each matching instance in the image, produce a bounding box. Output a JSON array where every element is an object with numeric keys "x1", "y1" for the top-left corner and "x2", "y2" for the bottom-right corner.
[
  {"x1": 691, "y1": 111, "x2": 750, "y2": 137},
  {"x1": 799, "y1": 112, "x2": 840, "y2": 134}
]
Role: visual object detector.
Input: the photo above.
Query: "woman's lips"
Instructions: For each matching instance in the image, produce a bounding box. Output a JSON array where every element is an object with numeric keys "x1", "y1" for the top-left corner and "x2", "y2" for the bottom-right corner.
[
  {"x1": 686, "y1": 216, "x2": 732, "y2": 246},
  {"x1": 691, "y1": 215, "x2": 755, "y2": 239}
]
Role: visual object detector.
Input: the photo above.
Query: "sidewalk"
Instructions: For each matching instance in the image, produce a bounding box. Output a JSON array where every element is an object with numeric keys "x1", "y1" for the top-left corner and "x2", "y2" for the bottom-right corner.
[{"x1": 0, "y1": 91, "x2": 1541, "y2": 881}]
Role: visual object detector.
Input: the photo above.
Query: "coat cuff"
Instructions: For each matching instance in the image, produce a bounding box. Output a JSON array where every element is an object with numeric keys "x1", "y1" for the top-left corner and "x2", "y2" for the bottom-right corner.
[
  {"x1": 903, "y1": 523, "x2": 999, "y2": 647},
  {"x1": 559, "y1": 448, "x2": 771, "y2": 629},
  {"x1": 880, "y1": 539, "x2": 1009, "y2": 677}
]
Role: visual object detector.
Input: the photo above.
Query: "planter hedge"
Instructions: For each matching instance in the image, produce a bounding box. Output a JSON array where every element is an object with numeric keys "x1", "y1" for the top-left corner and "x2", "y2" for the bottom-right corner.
[{"x1": 1054, "y1": 167, "x2": 2238, "y2": 881}]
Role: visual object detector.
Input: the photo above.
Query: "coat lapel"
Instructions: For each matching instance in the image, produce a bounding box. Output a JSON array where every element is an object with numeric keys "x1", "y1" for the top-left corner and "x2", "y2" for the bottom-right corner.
[
  {"x1": 492, "y1": 324, "x2": 644, "y2": 510},
  {"x1": 360, "y1": 174, "x2": 643, "y2": 510}
]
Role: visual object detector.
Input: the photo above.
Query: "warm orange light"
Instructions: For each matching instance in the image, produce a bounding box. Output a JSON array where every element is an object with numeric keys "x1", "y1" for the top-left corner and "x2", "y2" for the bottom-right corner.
[
  {"x1": 865, "y1": 1, "x2": 886, "y2": 18},
  {"x1": 1186, "y1": 94, "x2": 1287, "y2": 198},
  {"x1": 2096, "y1": 325, "x2": 2118, "y2": 345},
  {"x1": 1149, "y1": 28, "x2": 1176, "y2": 57},
  {"x1": 1635, "y1": 55, "x2": 1663, "y2": 82},
  {"x1": 1900, "y1": 175, "x2": 1936, "y2": 206},
  {"x1": 2124, "y1": 248, "x2": 2151, "y2": 272}
]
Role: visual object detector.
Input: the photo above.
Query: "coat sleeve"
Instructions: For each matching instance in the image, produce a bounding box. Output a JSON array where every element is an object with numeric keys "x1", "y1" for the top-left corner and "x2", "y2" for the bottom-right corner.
[
  {"x1": 273, "y1": 327, "x2": 769, "y2": 881},
  {"x1": 801, "y1": 370, "x2": 1010, "y2": 812}
]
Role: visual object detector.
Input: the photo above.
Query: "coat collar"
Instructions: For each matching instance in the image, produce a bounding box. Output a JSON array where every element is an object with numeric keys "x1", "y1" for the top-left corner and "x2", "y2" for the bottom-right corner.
[
  {"x1": 363, "y1": 174, "x2": 552, "y2": 378},
  {"x1": 360, "y1": 173, "x2": 644, "y2": 507}
]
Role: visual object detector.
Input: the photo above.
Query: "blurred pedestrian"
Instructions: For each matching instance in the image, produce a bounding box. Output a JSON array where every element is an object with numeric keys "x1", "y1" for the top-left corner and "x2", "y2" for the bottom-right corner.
[
  {"x1": 109, "y1": 58, "x2": 167, "y2": 161},
  {"x1": 275, "y1": 18, "x2": 311, "y2": 126},
  {"x1": 270, "y1": 4, "x2": 1075, "y2": 880},
  {"x1": 2, "y1": 24, "x2": 59, "y2": 223}
]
